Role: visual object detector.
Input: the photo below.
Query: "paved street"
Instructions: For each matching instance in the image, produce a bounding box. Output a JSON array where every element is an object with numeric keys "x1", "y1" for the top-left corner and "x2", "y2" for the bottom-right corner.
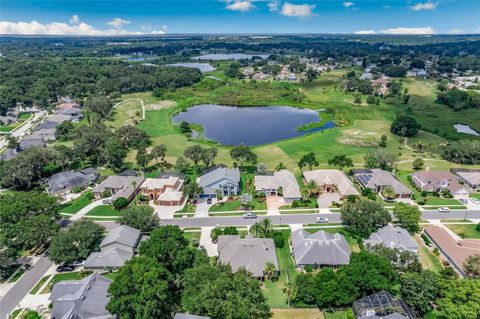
[
  {"x1": 0, "y1": 257, "x2": 53, "y2": 319},
  {"x1": 0, "y1": 111, "x2": 45, "y2": 149}
]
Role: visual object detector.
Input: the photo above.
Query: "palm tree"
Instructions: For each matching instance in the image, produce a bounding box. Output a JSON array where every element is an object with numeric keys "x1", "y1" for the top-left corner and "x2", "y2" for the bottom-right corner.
[
  {"x1": 303, "y1": 180, "x2": 319, "y2": 198},
  {"x1": 381, "y1": 185, "x2": 396, "y2": 200},
  {"x1": 260, "y1": 218, "x2": 273, "y2": 237},
  {"x1": 275, "y1": 162, "x2": 286, "y2": 171},
  {"x1": 264, "y1": 261, "x2": 277, "y2": 281},
  {"x1": 283, "y1": 282, "x2": 297, "y2": 308},
  {"x1": 250, "y1": 222, "x2": 263, "y2": 237}
]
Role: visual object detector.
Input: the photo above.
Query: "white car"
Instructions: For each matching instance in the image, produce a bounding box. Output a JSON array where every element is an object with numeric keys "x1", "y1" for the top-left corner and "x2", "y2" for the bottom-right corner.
[
  {"x1": 315, "y1": 217, "x2": 328, "y2": 223},
  {"x1": 438, "y1": 207, "x2": 450, "y2": 212},
  {"x1": 243, "y1": 212, "x2": 257, "y2": 219},
  {"x1": 470, "y1": 198, "x2": 480, "y2": 204}
]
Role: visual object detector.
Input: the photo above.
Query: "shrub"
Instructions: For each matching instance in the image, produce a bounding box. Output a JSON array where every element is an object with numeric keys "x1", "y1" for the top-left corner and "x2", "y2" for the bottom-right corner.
[
  {"x1": 476, "y1": 223, "x2": 480, "y2": 232},
  {"x1": 269, "y1": 231, "x2": 285, "y2": 248},
  {"x1": 191, "y1": 238, "x2": 199, "y2": 248},
  {"x1": 112, "y1": 197, "x2": 129, "y2": 210},
  {"x1": 85, "y1": 191, "x2": 94, "y2": 200},
  {"x1": 71, "y1": 186, "x2": 84, "y2": 193},
  {"x1": 346, "y1": 195, "x2": 357, "y2": 203},
  {"x1": 304, "y1": 265, "x2": 313, "y2": 273},
  {"x1": 223, "y1": 226, "x2": 239, "y2": 236},
  {"x1": 211, "y1": 227, "x2": 223, "y2": 242},
  {"x1": 361, "y1": 188, "x2": 372, "y2": 196},
  {"x1": 101, "y1": 189, "x2": 112, "y2": 198},
  {"x1": 421, "y1": 233, "x2": 431, "y2": 246}
]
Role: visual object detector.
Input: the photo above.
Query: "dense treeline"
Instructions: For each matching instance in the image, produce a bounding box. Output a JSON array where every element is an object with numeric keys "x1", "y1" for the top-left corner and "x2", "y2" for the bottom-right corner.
[
  {"x1": 442, "y1": 140, "x2": 480, "y2": 164},
  {"x1": 0, "y1": 59, "x2": 202, "y2": 114}
]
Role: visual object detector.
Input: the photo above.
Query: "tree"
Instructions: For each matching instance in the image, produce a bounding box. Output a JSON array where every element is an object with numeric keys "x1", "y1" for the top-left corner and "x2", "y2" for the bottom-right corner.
[
  {"x1": 113, "y1": 197, "x2": 129, "y2": 210},
  {"x1": 55, "y1": 121, "x2": 75, "y2": 140},
  {"x1": 463, "y1": 254, "x2": 480, "y2": 279},
  {"x1": 442, "y1": 140, "x2": 480, "y2": 165},
  {"x1": 379, "y1": 134, "x2": 387, "y2": 148},
  {"x1": 183, "y1": 182, "x2": 203, "y2": 199},
  {"x1": 306, "y1": 68, "x2": 319, "y2": 82},
  {"x1": 202, "y1": 147, "x2": 218, "y2": 167},
  {"x1": 328, "y1": 155, "x2": 353, "y2": 170},
  {"x1": 275, "y1": 162, "x2": 286, "y2": 171},
  {"x1": 107, "y1": 256, "x2": 175, "y2": 319},
  {"x1": 180, "y1": 121, "x2": 191, "y2": 133},
  {"x1": 340, "y1": 199, "x2": 391, "y2": 238},
  {"x1": 264, "y1": 261, "x2": 277, "y2": 280},
  {"x1": 391, "y1": 115, "x2": 420, "y2": 137},
  {"x1": 119, "y1": 205, "x2": 159, "y2": 233},
  {"x1": 115, "y1": 125, "x2": 150, "y2": 149},
  {"x1": 298, "y1": 152, "x2": 318, "y2": 170},
  {"x1": 181, "y1": 264, "x2": 271, "y2": 319},
  {"x1": 49, "y1": 220, "x2": 105, "y2": 264},
  {"x1": 104, "y1": 139, "x2": 128, "y2": 171},
  {"x1": 381, "y1": 185, "x2": 396, "y2": 200},
  {"x1": 239, "y1": 193, "x2": 253, "y2": 210},
  {"x1": 230, "y1": 144, "x2": 257, "y2": 167},
  {"x1": 367, "y1": 244, "x2": 421, "y2": 273},
  {"x1": 303, "y1": 180, "x2": 319, "y2": 198},
  {"x1": 393, "y1": 203, "x2": 421, "y2": 233},
  {"x1": 256, "y1": 163, "x2": 267, "y2": 175},
  {"x1": 383, "y1": 65, "x2": 407, "y2": 77},
  {"x1": 430, "y1": 278, "x2": 480, "y2": 319},
  {"x1": 175, "y1": 156, "x2": 190, "y2": 172},
  {"x1": 22, "y1": 311, "x2": 41, "y2": 319},
  {"x1": 400, "y1": 271, "x2": 440, "y2": 316},
  {"x1": 84, "y1": 96, "x2": 113, "y2": 118},
  {"x1": 412, "y1": 158, "x2": 424, "y2": 170},
  {"x1": 151, "y1": 144, "x2": 167, "y2": 164},
  {"x1": 184, "y1": 145, "x2": 206, "y2": 166},
  {"x1": 136, "y1": 147, "x2": 151, "y2": 170},
  {"x1": 364, "y1": 148, "x2": 397, "y2": 171}
]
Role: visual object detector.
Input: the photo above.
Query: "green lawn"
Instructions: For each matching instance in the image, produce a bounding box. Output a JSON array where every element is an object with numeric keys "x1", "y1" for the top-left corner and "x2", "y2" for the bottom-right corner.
[
  {"x1": 262, "y1": 230, "x2": 298, "y2": 308},
  {"x1": 175, "y1": 203, "x2": 196, "y2": 214},
  {"x1": 30, "y1": 275, "x2": 51, "y2": 294},
  {"x1": 101, "y1": 272, "x2": 118, "y2": 281},
  {"x1": 42, "y1": 272, "x2": 92, "y2": 293},
  {"x1": 471, "y1": 193, "x2": 480, "y2": 199},
  {"x1": 209, "y1": 198, "x2": 267, "y2": 212},
  {"x1": 184, "y1": 231, "x2": 201, "y2": 245},
  {"x1": 9, "y1": 309, "x2": 22, "y2": 319},
  {"x1": 446, "y1": 224, "x2": 480, "y2": 239},
  {"x1": 272, "y1": 308, "x2": 324, "y2": 319},
  {"x1": 324, "y1": 310, "x2": 352, "y2": 319},
  {"x1": 60, "y1": 192, "x2": 93, "y2": 215},
  {"x1": 415, "y1": 236, "x2": 443, "y2": 272},
  {"x1": 0, "y1": 113, "x2": 32, "y2": 132},
  {"x1": 85, "y1": 205, "x2": 123, "y2": 217}
]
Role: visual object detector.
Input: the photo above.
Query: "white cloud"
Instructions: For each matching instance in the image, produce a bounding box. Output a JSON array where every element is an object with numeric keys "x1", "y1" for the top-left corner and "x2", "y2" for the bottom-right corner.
[
  {"x1": 343, "y1": 2, "x2": 355, "y2": 8},
  {"x1": 70, "y1": 15, "x2": 80, "y2": 25},
  {"x1": 410, "y1": 2, "x2": 437, "y2": 11},
  {"x1": 446, "y1": 28, "x2": 463, "y2": 34},
  {"x1": 0, "y1": 18, "x2": 166, "y2": 36},
  {"x1": 268, "y1": 0, "x2": 280, "y2": 12},
  {"x1": 107, "y1": 18, "x2": 131, "y2": 29},
  {"x1": 380, "y1": 26, "x2": 435, "y2": 34},
  {"x1": 355, "y1": 30, "x2": 377, "y2": 34},
  {"x1": 280, "y1": 2, "x2": 315, "y2": 17},
  {"x1": 225, "y1": 0, "x2": 256, "y2": 12}
]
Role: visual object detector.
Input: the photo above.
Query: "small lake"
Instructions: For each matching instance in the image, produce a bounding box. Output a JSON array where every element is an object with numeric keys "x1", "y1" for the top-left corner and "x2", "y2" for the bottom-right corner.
[
  {"x1": 453, "y1": 123, "x2": 480, "y2": 136},
  {"x1": 193, "y1": 53, "x2": 269, "y2": 61},
  {"x1": 166, "y1": 63, "x2": 216, "y2": 73},
  {"x1": 172, "y1": 104, "x2": 334, "y2": 146}
]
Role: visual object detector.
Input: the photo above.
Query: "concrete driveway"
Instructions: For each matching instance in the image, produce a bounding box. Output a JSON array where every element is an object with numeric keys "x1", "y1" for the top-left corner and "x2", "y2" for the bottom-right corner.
[
  {"x1": 266, "y1": 196, "x2": 286, "y2": 215},
  {"x1": 70, "y1": 197, "x2": 111, "y2": 221},
  {"x1": 195, "y1": 198, "x2": 216, "y2": 217},
  {"x1": 317, "y1": 192, "x2": 340, "y2": 208},
  {"x1": 151, "y1": 201, "x2": 183, "y2": 219}
]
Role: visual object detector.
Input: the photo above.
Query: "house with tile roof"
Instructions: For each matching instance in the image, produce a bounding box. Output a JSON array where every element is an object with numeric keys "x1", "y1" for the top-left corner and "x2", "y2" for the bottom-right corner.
[
  {"x1": 452, "y1": 169, "x2": 480, "y2": 191},
  {"x1": 412, "y1": 171, "x2": 469, "y2": 197},
  {"x1": 140, "y1": 176, "x2": 184, "y2": 206},
  {"x1": 254, "y1": 169, "x2": 301, "y2": 202}
]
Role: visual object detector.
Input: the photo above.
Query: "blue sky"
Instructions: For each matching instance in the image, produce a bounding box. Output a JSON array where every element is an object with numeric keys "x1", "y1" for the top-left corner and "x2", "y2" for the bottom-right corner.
[{"x1": 1, "y1": 0, "x2": 479, "y2": 35}]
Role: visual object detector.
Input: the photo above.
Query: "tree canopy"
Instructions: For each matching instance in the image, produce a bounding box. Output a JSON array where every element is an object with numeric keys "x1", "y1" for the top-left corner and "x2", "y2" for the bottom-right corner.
[
  {"x1": 119, "y1": 205, "x2": 159, "y2": 233},
  {"x1": 340, "y1": 199, "x2": 391, "y2": 238}
]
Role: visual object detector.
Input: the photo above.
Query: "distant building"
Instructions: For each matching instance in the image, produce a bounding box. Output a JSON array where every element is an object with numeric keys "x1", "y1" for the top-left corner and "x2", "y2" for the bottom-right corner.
[
  {"x1": 217, "y1": 235, "x2": 278, "y2": 278},
  {"x1": 411, "y1": 171, "x2": 469, "y2": 197},
  {"x1": 353, "y1": 169, "x2": 412, "y2": 199},
  {"x1": 291, "y1": 229, "x2": 351, "y2": 270},
  {"x1": 49, "y1": 273, "x2": 114, "y2": 319},
  {"x1": 352, "y1": 291, "x2": 416, "y2": 319},
  {"x1": 84, "y1": 225, "x2": 141, "y2": 270},
  {"x1": 46, "y1": 170, "x2": 97, "y2": 197},
  {"x1": 365, "y1": 224, "x2": 418, "y2": 253},
  {"x1": 197, "y1": 167, "x2": 240, "y2": 199},
  {"x1": 93, "y1": 175, "x2": 145, "y2": 202},
  {"x1": 254, "y1": 169, "x2": 301, "y2": 202},
  {"x1": 139, "y1": 176, "x2": 184, "y2": 206}
]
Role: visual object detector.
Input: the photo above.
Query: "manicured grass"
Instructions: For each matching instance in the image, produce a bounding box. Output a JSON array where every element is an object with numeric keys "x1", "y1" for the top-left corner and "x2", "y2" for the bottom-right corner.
[
  {"x1": 175, "y1": 203, "x2": 196, "y2": 214},
  {"x1": 101, "y1": 272, "x2": 118, "y2": 281},
  {"x1": 415, "y1": 236, "x2": 443, "y2": 273},
  {"x1": 446, "y1": 224, "x2": 480, "y2": 239},
  {"x1": 85, "y1": 205, "x2": 124, "y2": 217},
  {"x1": 209, "y1": 198, "x2": 267, "y2": 212},
  {"x1": 471, "y1": 193, "x2": 480, "y2": 199},
  {"x1": 8, "y1": 268, "x2": 26, "y2": 283},
  {"x1": 324, "y1": 310, "x2": 352, "y2": 319},
  {"x1": 184, "y1": 231, "x2": 201, "y2": 244},
  {"x1": 30, "y1": 275, "x2": 51, "y2": 294},
  {"x1": 107, "y1": 99, "x2": 143, "y2": 129},
  {"x1": 9, "y1": 309, "x2": 22, "y2": 319},
  {"x1": 272, "y1": 308, "x2": 324, "y2": 319},
  {"x1": 60, "y1": 192, "x2": 93, "y2": 215},
  {"x1": 43, "y1": 271, "x2": 92, "y2": 293}
]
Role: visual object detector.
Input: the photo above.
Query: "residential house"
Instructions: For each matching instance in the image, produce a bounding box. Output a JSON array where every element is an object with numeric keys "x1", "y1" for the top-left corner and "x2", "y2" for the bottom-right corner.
[
  {"x1": 140, "y1": 176, "x2": 184, "y2": 206},
  {"x1": 217, "y1": 235, "x2": 278, "y2": 278},
  {"x1": 354, "y1": 169, "x2": 412, "y2": 199},
  {"x1": 371, "y1": 78, "x2": 390, "y2": 96},
  {"x1": 303, "y1": 169, "x2": 359, "y2": 206},
  {"x1": 174, "y1": 314, "x2": 211, "y2": 319},
  {"x1": 411, "y1": 171, "x2": 469, "y2": 197},
  {"x1": 352, "y1": 291, "x2": 416, "y2": 319},
  {"x1": 254, "y1": 169, "x2": 301, "y2": 202},
  {"x1": 197, "y1": 167, "x2": 240, "y2": 199},
  {"x1": 84, "y1": 225, "x2": 141, "y2": 270},
  {"x1": 46, "y1": 170, "x2": 97, "y2": 197},
  {"x1": 291, "y1": 229, "x2": 351, "y2": 270},
  {"x1": 49, "y1": 273, "x2": 114, "y2": 319},
  {"x1": 453, "y1": 169, "x2": 480, "y2": 191},
  {"x1": 365, "y1": 224, "x2": 418, "y2": 253},
  {"x1": 93, "y1": 175, "x2": 145, "y2": 201},
  {"x1": 424, "y1": 225, "x2": 480, "y2": 277},
  {"x1": 19, "y1": 137, "x2": 43, "y2": 150}
]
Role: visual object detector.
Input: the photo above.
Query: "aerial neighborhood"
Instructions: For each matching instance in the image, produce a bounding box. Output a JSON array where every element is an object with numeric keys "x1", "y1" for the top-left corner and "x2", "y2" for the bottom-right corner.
[{"x1": 1, "y1": 20, "x2": 480, "y2": 319}]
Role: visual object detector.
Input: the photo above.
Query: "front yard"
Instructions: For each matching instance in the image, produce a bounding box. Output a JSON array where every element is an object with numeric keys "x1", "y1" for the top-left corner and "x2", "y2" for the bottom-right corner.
[
  {"x1": 209, "y1": 198, "x2": 267, "y2": 212},
  {"x1": 446, "y1": 224, "x2": 480, "y2": 239},
  {"x1": 60, "y1": 192, "x2": 93, "y2": 215},
  {"x1": 85, "y1": 205, "x2": 123, "y2": 217}
]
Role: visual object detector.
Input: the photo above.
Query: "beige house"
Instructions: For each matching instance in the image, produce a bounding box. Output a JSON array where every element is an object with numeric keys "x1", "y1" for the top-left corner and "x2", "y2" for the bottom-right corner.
[
  {"x1": 139, "y1": 176, "x2": 184, "y2": 206},
  {"x1": 303, "y1": 169, "x2": 359, "y2": 198},
  {"x1": 254, "y1": 170, "x2": 301, "y2": 202}
]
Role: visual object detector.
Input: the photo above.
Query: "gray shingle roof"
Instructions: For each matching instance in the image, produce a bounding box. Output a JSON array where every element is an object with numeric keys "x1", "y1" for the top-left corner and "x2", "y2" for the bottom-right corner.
[
  {"x1": 47, "y1": 171, "x2": 91, "y2": 194},
  {"x1": 291, "y1": 229, "x2": 351, "y2": 266},
  {"x1": 355, "y1": 169, "x2": 411, "y2": 196},
  {"x1": 49, "y1": 273, "x2": 114, "y2": 319},
  {"x1": 19, "y1": 138, "x2": 43, "y2": 150},
  {"x1": 93, "y1": 175, "x2": 145, "y2": 200},
  {"x1": 197, "y1": 167, "x2": 240, "y2": 188},
  {"x1": 100, "y1": 225, "x2": 140, "y2": 249},
  {"x1": 365, "y1": 224, "x2": 418, "y2": 252},
  {"x1": 83, "y1": 246, "x2": 133, "y2": 269},
  {"x1": 217, "y1": 235, "x2": 278, "y2": 277}
]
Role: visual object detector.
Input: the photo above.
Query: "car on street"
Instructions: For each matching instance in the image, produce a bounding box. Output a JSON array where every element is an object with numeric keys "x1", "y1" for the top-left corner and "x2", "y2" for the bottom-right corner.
[
  {"x1": 470, "y1": 198, "x2": 480, "y2": 204},
  {"x1": 315, "y1": 216, "x2": 329, "y2": 223},
  {"x1": 243, "y1": 212, "x2": 257, "y2": 219},
  {"x1": 56, "y1": 264, "x2": 75, "y2": 272},
  {"x1": 438, "y1": 207, "x2": 450, "y2": 212}
]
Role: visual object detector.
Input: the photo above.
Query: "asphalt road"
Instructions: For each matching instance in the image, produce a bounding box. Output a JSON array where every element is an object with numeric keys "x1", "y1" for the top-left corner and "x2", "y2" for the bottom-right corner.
[
  {"x1": 161, "y1": 210, "x2": 480, "y2": 228},
  {"x1": 0, "y1": 257, "x2": 53, "y2": 319}
]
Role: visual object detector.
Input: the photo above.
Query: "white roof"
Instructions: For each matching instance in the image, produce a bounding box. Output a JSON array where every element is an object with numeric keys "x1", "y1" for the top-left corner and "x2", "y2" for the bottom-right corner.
[{"x1": 254, "y1": 170, "x2": 301, "y2": 199}]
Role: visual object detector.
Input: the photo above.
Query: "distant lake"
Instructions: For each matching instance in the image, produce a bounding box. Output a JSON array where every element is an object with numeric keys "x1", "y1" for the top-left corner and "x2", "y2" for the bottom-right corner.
[
  {"x1": 193, "y1": 53, "x2": 269, "y2": 61},
  {"x1": 127, "y1": 57, "x2": 156, "y2": 62},
  {"x1": 166, "y1": 63, "x2": 216, "y2": 73},
  {"x1": 453, "y1": 123, "x2": 480, "y2": 136},
  {"x1": 172, "y1": 104, "x2": 335, "y2": 146}
]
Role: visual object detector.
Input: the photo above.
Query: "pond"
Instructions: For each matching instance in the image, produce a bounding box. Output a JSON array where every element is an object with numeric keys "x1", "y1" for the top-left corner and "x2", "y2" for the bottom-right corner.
[
  {"x1": 166, "y1": 63, "x2": 216, "y2": 73},
  {"x1": 192, "y1": 53, "x2": 269, "y2": 61},
  {"x1": 453, "y1": 123, "x2": 480, "y2": 136},
  {"x1": 172, "y1": 104, "x2": 335, "y2": 146}
]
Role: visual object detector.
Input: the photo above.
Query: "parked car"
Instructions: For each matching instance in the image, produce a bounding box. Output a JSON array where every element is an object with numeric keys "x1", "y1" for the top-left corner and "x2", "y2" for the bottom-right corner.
[
  {"x1": 459, "y1": 198, "x2": 468, "y2": 205},
  {"x1": 438, "y1": 207, "x2": 450, "y2": 212},
  {"x1": 56, "y1": 264, "x2": 75, "y2": 272},
  {"x1": 243, "y1": 212, "x2": 257, "y2": 219},
  {"x1": 315, "y1": 217, "x2": 329, "y2": 223},
  {"x1": 72, "y1": 260, "x2": 84, "y2": 267},
  {"x1": 102, "y1": 199, "x2": 113, "y2": 205},
  {"x1": 470, "y1": 198, "x2": 480, "y2": 204},
  {"x1": 206, "y1": 198, "x2": 212, "y2": 204}
]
